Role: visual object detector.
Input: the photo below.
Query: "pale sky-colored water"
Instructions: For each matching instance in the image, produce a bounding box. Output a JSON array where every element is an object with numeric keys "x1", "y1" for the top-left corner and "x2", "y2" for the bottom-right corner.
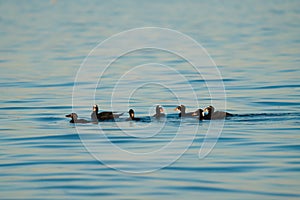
[{"x1": 0, "y1": 1, "x2": 300, "y2": 199}]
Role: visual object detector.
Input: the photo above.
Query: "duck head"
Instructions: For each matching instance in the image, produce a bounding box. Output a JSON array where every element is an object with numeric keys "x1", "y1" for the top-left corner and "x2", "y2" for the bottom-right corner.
[
  {"x1": 175, "y1": 105, "x2": 186, "y2": 113},
  {"x1": 129, "y1": 109, "x2": 135, "y2": 119},
  {"x1": 93, "y1": 104, "x2": 99, "y2": 113},
  {"x1": 156, "y1": 105, "x2": 164, "y2": 114},
  {"x1": 203, "y1": 106, "x2": 215, "y2": 117},
  {"x1": 66, "y1": 113, "x2": 78, "y2": 123},
  {"x1": 65, "y1": 113, "x2": 78, "y2": 119}
]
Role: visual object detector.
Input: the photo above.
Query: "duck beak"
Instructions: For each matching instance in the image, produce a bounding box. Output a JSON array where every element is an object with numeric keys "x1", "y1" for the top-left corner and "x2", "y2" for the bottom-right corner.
[{"x1": 65, "y1": 114, "x2": 71, "y2": 118}]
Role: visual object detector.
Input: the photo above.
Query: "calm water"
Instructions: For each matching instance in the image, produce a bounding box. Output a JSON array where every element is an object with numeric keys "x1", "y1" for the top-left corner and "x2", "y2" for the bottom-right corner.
[{"x1": 1, "y1": 0, "x2": 300, "y2": 199}]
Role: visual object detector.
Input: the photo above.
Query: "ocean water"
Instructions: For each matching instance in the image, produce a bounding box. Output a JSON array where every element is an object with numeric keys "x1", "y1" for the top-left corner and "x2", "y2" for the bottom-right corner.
[{"x1": 1, "y1": 0, "x2": 300, "y2": 199}]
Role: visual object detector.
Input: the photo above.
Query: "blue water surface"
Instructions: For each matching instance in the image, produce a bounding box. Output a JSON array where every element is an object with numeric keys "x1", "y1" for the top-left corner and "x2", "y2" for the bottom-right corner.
[{"x1": 1, "y1": 1, "x2": 300, "y2": 199}]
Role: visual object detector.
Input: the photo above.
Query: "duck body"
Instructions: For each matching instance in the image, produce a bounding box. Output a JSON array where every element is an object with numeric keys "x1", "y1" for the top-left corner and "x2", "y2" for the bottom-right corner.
[
  {"x1": 66, "y1": 113, "x2": 90, "y2": 123},
  {"x1": 202, "y1": 106, "x2": 233, "y2": 120},
  {"x1": 175, "y1": 105, "x2": 198, "y2": 118},
  {"x1": 91, "y1": 105, "x2": 124, "y2": 121}
]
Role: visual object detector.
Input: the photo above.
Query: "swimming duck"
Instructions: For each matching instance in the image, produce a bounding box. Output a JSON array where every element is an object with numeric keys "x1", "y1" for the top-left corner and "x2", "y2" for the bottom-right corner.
[
  {"x1": 175, "y1": 105, "x2": 198, "y2": 117},
  {"x1": 153, "y1": 105, "x2": 166, "y2": 118},
  {"x1": 66, "y1": 113, "x2": 90, "y2": 123},
  {"x1": 202, "y1": 105, "x2": 233, "y2": 120},
  {"x1": 91, "y1": 104, "x2": 124, "y2": 121},
  {"x1": 127, "y1": 109, "x2": 141, "y2": 121}
]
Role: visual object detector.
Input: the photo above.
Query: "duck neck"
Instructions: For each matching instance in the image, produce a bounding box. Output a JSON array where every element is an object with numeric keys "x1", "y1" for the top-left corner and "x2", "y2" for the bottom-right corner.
[
  {"x1": 199, "y1": 112, "x2": 204, "y2": 121},
  {"x1": 181, "y1": 108, "x2": 186, "y2": 115}
]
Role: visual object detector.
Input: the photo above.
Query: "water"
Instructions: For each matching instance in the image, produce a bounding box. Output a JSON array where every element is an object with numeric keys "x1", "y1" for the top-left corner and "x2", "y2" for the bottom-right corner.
[{"x1": 1, "y1": 0, "x2": 300, "y2": 199}]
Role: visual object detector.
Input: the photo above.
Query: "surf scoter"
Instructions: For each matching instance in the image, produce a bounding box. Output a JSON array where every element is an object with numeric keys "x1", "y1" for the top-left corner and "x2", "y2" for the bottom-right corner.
[
  {"x1": 202, "y1": 105, "x2": 233, "y2": 120},
  {"x1": 153, "y1": 105, "x2": 166, "y2": 118},
  {"x1": 127, "y1": 109, "x2": 141, "y2": 121},
  {"x1": 66, "y1": 113, "x2": 90, "y2": 123},
  {"x1": 91, "y1": 104, "x2": 124, "y2": 121},
  {"x1": 175, "y1": 105, "x2": 198, "y2": 117}
]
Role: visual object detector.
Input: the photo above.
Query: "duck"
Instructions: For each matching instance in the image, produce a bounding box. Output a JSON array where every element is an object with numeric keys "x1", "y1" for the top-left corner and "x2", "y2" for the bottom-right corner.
[
  {"x1": 175, "y1": 105, "x2": 198, "y2": 117},
  {"x1": 66, "y1": 113, "x2": 90, "y2": 123},
  {"x1": 202, "y1": 105, "x2": 233, "y2": 120},
  {"x1": 127, "y1": 109, "x2": 141, "y2": 121},
  {"x1": 91, "y1": 104, "x2": 124, "y2": 121},
  {"x1": 153, "y1": 105, "x2": 166, "y2": 118}
]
